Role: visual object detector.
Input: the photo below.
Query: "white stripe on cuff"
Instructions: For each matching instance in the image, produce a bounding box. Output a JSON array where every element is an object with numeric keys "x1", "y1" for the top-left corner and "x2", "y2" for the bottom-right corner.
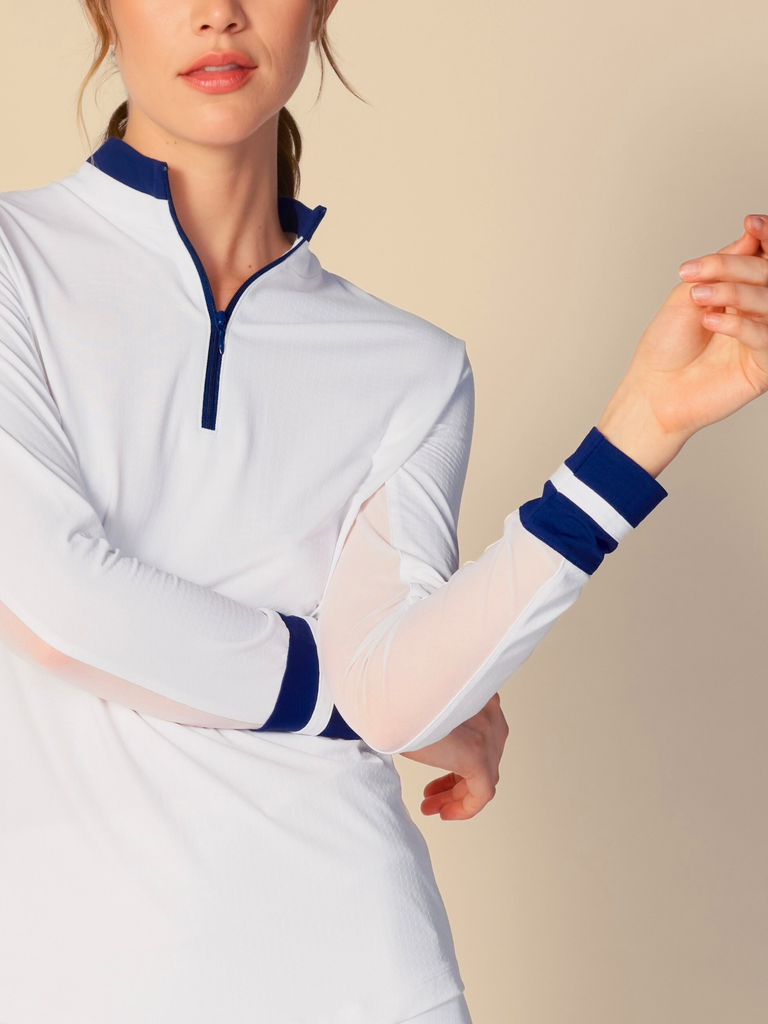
[
  {"x1": 549, "y1": 463, "x2": 633, "y2": 543},
  {"x1": 293, "y1": 615, "x2": 335, "y2": 735},
  {"x1": 294, "y1": 677, "x2": 334, "y2": 735}
]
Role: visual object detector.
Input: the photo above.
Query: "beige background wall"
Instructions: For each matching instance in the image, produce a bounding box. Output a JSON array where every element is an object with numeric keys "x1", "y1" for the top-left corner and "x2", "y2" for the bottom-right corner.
[{"x1": 3, "y1": 1, "x2": 768, "y2": 1021}]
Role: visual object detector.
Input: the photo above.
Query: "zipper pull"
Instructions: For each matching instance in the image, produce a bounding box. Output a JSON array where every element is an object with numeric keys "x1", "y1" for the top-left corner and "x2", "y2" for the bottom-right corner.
[{"x1": 215, "y1": 311, "x2": 226, "y2": 355}]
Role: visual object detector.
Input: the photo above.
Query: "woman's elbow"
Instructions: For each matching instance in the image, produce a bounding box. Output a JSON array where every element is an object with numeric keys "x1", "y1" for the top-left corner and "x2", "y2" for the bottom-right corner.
[
  {"x1": 324, "y1": 657, "x2": 423, "y2": 754},
  {"x1": 335, "y1": 701, "x2": 416, "y2": 756}
]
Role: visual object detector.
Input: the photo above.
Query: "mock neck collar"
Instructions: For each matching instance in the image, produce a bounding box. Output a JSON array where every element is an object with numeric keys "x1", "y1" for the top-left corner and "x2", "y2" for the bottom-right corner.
[{"x1": 88, "y1": 136, "x2": 327, "y2": 243}]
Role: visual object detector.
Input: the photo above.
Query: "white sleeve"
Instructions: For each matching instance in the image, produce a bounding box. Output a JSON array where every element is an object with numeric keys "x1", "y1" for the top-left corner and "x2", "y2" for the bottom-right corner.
[
  {"x1": 0, "y1": 241, "x2": 336, "y2": 734},
  {"x1": 316, "y1": 355, "x2": 668, "y2": 754}
]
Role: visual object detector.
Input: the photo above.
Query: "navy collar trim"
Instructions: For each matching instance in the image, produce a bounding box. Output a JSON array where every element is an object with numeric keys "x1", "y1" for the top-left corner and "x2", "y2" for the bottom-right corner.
[{"x1": 88, "y1": 136, "x2": 327, "y2": 242}]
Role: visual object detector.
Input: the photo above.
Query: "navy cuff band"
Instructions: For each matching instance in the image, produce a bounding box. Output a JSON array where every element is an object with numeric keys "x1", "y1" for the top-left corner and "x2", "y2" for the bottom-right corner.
[
  {"x1": 252, "y1": 614, "x2": 362, "y2": 739},
  {"x1": 519, "y1": 481, "x2": 618, "y2": 574},
  {"x1": 519, "y1": 427, "x2": 669, "y2": 574},
  {"x1": 564, "y1": 427, "x2": 668, "y2": 528},
  {"x1": 255, "y1": 614, "x2": 320, "y2": 733}
]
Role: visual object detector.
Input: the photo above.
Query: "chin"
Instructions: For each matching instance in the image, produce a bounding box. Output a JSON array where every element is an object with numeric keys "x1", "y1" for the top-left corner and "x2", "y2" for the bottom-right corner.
[
  {"x1": 177, "y1": 101, "x2": 278, "y2": 145},
  {"x1": 150, "y1": 112, "x2": 266, "y2": 150}
]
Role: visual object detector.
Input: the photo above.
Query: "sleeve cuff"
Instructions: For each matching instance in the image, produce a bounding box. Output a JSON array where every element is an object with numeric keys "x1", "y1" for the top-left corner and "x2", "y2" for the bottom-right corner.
[
  {"x1": 519, "y1": 427, "x2": 668, "y2": 575},
  {"x1": 254, "y1": 613, "x2": 361, "y2": 739},
  {"x1": 564, "y1": 427, "x2": 668, "y2": 527},
  {"x1": 254, "y1": 613, "x2": 320, "y2": 732}
]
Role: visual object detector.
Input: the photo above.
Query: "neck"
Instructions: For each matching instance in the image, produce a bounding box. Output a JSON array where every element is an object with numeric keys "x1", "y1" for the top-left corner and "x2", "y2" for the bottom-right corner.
[{"x1": 122, "y1": 113, "x2": 295, "y2": 311}]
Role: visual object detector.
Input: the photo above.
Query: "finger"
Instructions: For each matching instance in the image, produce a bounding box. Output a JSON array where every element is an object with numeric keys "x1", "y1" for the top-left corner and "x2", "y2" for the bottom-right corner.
[
  {"x1": 423, "y1": 772, "x2": 460, "y2": 797},
  {"x1": 423, "y1": 798, "x2": 470, "y2": 819},
  {"x1": 438, "y1": 802, "x2": 477, "y2": 820},
  {"x1": 422, "y1": 776, "x2": 472, "y2": 817},
  {"x1": 717, "y1": 216, "x2": 767, "y2": 257},
  {"x1": 446, "y1": 770, "x2": 499, "y2": 819},
  {"x1": 679, "y1": 252, "x2": 768, "y2": 286},
  {"x1": 421, "y1": 789, "x2": 460, "y2": 815},
  {"x1": 743, "y1": 214, "x2": 768, "y2": 257},
  {"x1": 438, "y1": 778, "x2": 481, "y2": 820},
  {"x1": 679, "y1": 215, "x2": 768, "y2": 283},
  {"x1": 435, "y1": 777, "x2": 479, "y2": 819},
  {"x1": 700, "y1": 308, "x2": 768, "y2": 356},
  {"x1": 687, "y1": 280, "x2": 768, "y2": 321},
  {"x1": 444, "y1": 791, "x2": 494, "y2": 820}
]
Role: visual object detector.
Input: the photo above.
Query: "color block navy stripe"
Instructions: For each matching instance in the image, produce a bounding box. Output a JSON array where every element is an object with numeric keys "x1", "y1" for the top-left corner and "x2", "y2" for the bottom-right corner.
[
  {"x1": 565, "y1": 427, "x2": 667, "y2": 528},
  {"x1": 519, "y1": 481, "x2": 618, "y2": 575},
  {"x1": 255, "y1": 614, "x2": 320, "y2": 732},
  {"x1": 319, "y1": 705, "x2": 362, "y2": 740}
]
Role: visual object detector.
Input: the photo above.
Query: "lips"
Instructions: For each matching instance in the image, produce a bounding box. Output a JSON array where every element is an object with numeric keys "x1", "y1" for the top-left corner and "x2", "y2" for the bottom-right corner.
[{"x1": 181, "y1": 50, "x2": 257, "y2": 76}]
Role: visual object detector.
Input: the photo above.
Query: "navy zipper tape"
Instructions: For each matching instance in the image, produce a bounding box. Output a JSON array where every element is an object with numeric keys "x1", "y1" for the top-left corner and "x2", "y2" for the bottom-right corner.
[
  {"x1": 160, "y1": 163, "x2": 311, "y2": 431},
  {"x1": 89, "y1": 139, "x2": 327, "y2": 431},
  {"x1": 161, "y1": 164, "x2": 222, "y2": 430},
  {"x1": 218, "y1": 236, "x2": 308, "y2": 322},
  {"x1": 161, "y1": 164, "x2": 217, "y2": 321}
]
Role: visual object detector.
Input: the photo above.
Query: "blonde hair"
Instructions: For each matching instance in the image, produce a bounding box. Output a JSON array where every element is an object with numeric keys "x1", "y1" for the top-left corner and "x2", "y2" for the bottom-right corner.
[{"x1": 76, "y1": 0, "x2": 364, "y2": 198}]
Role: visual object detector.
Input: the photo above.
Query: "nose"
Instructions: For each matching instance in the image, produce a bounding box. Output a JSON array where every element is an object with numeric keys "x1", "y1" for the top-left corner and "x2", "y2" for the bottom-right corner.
[{"x1": 192, "y1": 0, "x2": 247, "y2": 34}]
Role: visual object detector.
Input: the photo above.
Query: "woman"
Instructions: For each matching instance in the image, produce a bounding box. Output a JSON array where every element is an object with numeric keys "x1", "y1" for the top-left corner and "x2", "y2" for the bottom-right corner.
[{"x1": 0, "y1": 1, "x2": 766, "y2": 1021}]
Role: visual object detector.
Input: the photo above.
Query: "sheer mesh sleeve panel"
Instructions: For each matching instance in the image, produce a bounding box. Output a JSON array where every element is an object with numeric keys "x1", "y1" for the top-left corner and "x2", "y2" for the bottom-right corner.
[
  {"x1": 317, "y1": 366, "x2": 668, "y2": 755},
  {"x1": 0, "y1": 245, "x2": 328, "y2": 731}
]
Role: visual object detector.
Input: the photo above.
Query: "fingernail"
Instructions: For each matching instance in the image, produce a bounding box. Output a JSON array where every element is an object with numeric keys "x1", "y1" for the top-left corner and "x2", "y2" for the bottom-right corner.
[
  {"x1": 679, "y1": 260, "x2": 701, "y2": 278},
  {"x1": 748, "y1": 215, "x2": 765, "y2": 230},
  {"x1": 691, "y1": 284, "x2": 714, "y2": 300}
]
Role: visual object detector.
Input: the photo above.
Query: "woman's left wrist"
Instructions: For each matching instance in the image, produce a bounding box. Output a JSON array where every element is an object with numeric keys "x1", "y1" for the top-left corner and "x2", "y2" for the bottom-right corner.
[{"x1": 596, "y1": 384, "x2": 688, "y2": 479}]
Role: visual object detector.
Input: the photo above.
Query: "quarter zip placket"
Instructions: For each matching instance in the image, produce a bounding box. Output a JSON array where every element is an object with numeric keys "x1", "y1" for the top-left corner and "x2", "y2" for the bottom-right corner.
[{"x1": 161, "y1": 164, "x2": 305, "y2": 431}]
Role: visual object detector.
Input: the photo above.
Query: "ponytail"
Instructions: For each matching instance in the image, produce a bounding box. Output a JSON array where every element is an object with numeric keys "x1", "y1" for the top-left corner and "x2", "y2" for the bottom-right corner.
[{"x1": 277, "y1": 107, "x2": 303, "y2": 200}]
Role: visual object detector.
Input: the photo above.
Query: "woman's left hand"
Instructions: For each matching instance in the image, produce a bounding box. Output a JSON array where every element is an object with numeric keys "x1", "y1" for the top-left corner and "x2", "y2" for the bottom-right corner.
[
  {"x1": 597, "y1": 213, "x2": 768, "y2": 477},
  {"x1": 398, "y1": 692, "x2": 510, "y2": 820}
]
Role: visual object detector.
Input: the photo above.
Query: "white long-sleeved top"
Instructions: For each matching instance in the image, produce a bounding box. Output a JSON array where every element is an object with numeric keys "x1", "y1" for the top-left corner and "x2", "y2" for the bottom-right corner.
[{"x1": 0, "y1": 137, "x2": 667, "y2": 1024}]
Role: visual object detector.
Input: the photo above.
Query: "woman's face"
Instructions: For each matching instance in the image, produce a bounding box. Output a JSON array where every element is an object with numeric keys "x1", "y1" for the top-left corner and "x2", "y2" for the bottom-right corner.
[{"x1": 104, "y1": 0, "x2": 334, "y2": 145}]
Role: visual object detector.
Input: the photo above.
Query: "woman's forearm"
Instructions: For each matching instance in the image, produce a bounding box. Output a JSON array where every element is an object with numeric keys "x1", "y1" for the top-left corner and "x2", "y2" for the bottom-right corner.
[
  {"x1": 319, "y1": 217, "x2": 768, "y2": 755},
  {"x1": 0, "y1": 246, "x2": 335, "y2": 733},
  {"x1": 318, "y1": 365, "x2": 666, "y2": 756},
  {"x1": 0, "y1": 596, "x2": 272, "y2": 728}
]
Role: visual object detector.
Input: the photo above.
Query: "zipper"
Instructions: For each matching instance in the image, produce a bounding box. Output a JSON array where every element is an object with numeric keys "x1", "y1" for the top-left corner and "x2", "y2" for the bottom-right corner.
[
  {"x1": 215, "y1": 311, "x2": 226, "y2": 354},
  {"x1": 161, "y1": 164, "x2": 306, "y2": 431},
  {"x1": 201, "y1": 310, "x2": 228, "y2": 431}
]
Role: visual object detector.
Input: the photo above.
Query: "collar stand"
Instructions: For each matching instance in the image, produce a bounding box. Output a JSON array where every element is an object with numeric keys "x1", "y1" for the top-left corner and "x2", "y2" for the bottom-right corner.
[{"x1": 89, "y1": 136, "x2": 327, "y2": 242}]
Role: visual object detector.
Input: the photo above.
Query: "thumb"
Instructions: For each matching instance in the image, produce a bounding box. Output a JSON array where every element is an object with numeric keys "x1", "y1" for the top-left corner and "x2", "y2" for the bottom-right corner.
[{"x1": 639, "y1": 279, "x2": 716, "y2": 372}]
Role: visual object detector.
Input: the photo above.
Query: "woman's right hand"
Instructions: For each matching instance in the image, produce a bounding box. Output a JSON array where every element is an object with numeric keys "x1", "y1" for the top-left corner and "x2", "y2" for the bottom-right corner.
[
  {"x1": 398, "y1": 693, "x2": 510, "y2": 821},
  {"x1": 596, "y1": 213, "x2": 768, "y2": 477}
]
